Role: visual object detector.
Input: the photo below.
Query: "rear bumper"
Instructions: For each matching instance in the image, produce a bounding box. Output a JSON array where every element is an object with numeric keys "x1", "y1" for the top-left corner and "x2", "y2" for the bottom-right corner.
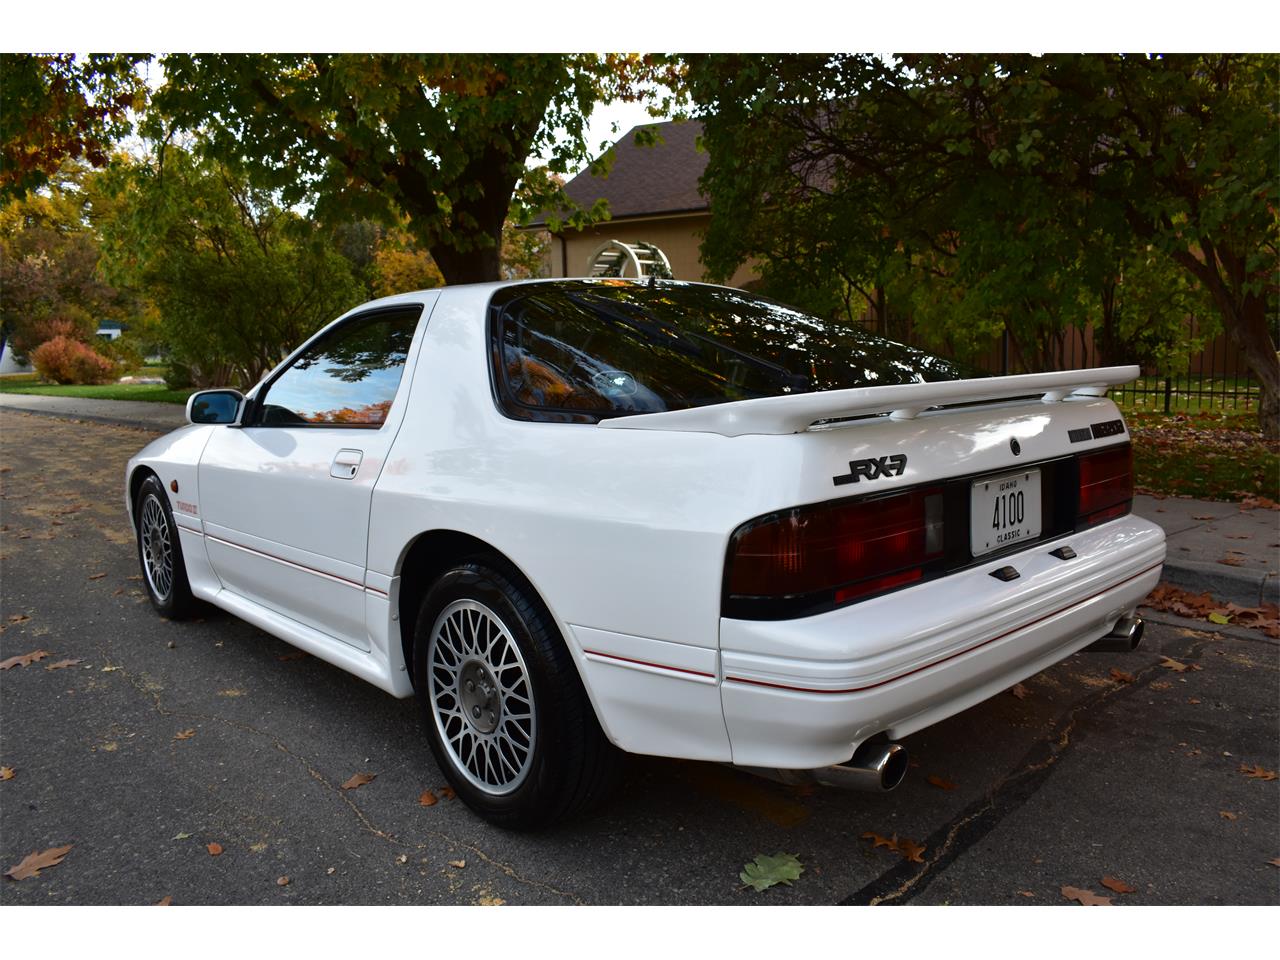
[{"x1": 719, "y1": 515, "x2": 1165, "y2": 769}]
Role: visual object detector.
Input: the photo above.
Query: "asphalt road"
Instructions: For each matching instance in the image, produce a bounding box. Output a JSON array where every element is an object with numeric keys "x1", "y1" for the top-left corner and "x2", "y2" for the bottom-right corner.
[{"x1": 1, "y1": 410, "x2": 1277, "y2": 906}]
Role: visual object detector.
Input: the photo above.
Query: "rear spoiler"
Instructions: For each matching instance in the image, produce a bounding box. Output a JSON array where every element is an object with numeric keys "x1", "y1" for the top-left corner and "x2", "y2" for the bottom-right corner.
[{"x1": 597, "y1": 366, "x2": 1139, "y2": 438}]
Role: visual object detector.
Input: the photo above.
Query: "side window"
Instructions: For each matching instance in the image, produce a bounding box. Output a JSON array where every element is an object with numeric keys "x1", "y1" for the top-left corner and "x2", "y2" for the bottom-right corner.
[{"x1": 257, "y1": 307, "x2": 421, "y2": 427}]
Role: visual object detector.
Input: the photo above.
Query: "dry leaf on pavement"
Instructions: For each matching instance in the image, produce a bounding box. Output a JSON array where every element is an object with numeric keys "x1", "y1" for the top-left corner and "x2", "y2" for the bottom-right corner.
[
  {"x1": 861, "y1": 831, "x2": 898, "y2": 850},
  {"x1": 0, "y1": 650, "x2": 51, "y2": 670},
  {"x1": 926, "y1": 775, "x2": 957, "y2": 791},
  {"x1": 1159, "y1": 657, "x2": 1191, "y2": 673},
  {"x1": 896, "y1": 838, "x2": 927, "y2": 863},
  {"x1": 1219, "y1": 811, "x2": 1238, "y2": 820},
  {"x1": 44, "y1": 658, "x2": 84, "y2": 671},
  {"x1": 276, "y1": 876, "x2": 289, "y2": 886},
  {"x1": 439, "y1": 786, "x2": 456, "y2": 800},
  {"x1": 1017, "y1": 890, "x2": 1035, "y2": 898},
  {"x1": 5, "y1": 844, "x2": 73, "y2": 881},
  {"x1": 1061, "y1": 885, "x2": 1112, "y2": 906},
  {"x1": 206, "y1": 842, "x2": 223, "y2": 856},
  {"x1": 448, "y1": 859, "x2": 466, "y2": 868},
  {"x1": 173, "y1": 729, "x2": 196, "y2": 741},
  {"x1": 1010, "y1": 683, "x2": 1030, "y2": 700},
  {"x1": 341, "y1": 772, "x2": 376, "y2": 790},
  {"x1": 154, "y1": 895, "x2": 172, "y2": 905},
  {"x1": 88, "y1": 572, "x2": 106, "y2": 580},
  {"x1": 1239, "y1": 763, "x2": 1278, "y2": 781},
  {"x1": 1269, "y1": 858, "x2": 1280, "y2": 868},
  {"x1": 0, "y1": 766, "x2": 14, "y2": 781},
  {"x1": 1109, "y1": 668, "x2": 1135, "y2": 684},
  {"x1": 418, "y1": 789, "x2": 438, "y2": 807},
  {"x1": 6, "y1": 614, "x2": 31, "y2": 624},
  {"x1": 1101, "y1": 875, "x2": 1136, "y2": 894}
]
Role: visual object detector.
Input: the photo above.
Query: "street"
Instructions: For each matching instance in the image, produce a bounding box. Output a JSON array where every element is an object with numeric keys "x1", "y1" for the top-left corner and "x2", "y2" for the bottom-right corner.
[{"x1": 1, "y1": 410, "x2": 1277, "y2": 905}]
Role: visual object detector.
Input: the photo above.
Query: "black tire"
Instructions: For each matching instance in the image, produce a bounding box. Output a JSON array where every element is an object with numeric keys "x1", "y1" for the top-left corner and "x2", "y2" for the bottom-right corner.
[
  {"x1": 413, "y1": 560, "x2": 621, "y2": 829},
  {"x1": 133, "y1": 474, "x2": 198, "y2": 619}
]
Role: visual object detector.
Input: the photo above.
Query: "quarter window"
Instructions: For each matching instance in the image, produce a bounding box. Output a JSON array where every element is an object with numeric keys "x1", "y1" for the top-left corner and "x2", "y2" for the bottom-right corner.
[{"x1": 258, "y1": 307, "x2": 421, "y2": 427}]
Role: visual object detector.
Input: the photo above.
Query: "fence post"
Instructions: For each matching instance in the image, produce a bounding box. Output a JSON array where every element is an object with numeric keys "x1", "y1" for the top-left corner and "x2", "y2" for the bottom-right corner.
[{"x1": 1163, "y1": 376, "x2": 1172, "y2": 414}]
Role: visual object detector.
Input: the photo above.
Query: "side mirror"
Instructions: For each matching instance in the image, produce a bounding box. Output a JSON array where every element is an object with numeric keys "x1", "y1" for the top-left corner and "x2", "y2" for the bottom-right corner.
[{"x1": 187, "y1": 389, "x2": 245, "y2": 425}]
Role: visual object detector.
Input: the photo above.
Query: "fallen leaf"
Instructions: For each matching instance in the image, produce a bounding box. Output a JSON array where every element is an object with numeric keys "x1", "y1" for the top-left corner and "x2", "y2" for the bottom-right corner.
[
  {"x1": 739, "y1": 852, "x2": 803, "y2": 892},
  {"x1": 0, "y1": 649, "x2": 51, "y2": 670},
  {"x1": 1010, "y1": 683, "x2": 1030, "y2": 700},
  {"x1": 418, "y1": 789, "x2": 438, "y2": 807},
  {"x1": 1269, "y1": 858, "x2": 1280, "y2": 868},
  {"x1": 1061, "y1": 885, "x2": 1112, "y2": 906},
  {"x1": 1192, "y1": 514, "x2": 1216, "y2": 520},
  {"x1": 1218, "y1": 556, "x2": 1245, "y2": 567},
  {"x1": 100, "y1": 665, "x2": 121, "y2": 673},
  {"x1": 1017, "y1": 890, "x2": 1035, "y2": 898},
  {"x1": 249, "y1": 842, "x2": 267, "y2": 854},
  {"x1": 6, "y1": 613, "x2": 31, "y2": 624},
  {"x1": 439, "y1": 786, "x2": 456, "y2": 800},
  {"x1": 276, "y1": 876, "x2": 290, "y2": 886},
  {"x1": 1219, "y1": 811, "x2": 1238, "y2": 821},
  {"x1": 5, "y1": 844, "x2": 73, "y2": 881},
  {"x1": 276, "y1": 652, "x2": 306, "y2": 662},
  {"x1": 1150, "y1": 680, "x2": 1172, "y2": 690},
  {"x1": 448, "y1": 859, "x2": 467, "y2": 869},
  {"x1": 217, "y1": 688, "x2": 245, "y2": 697},
  {"x1": 207, "y1": 842, "x2": 223, "y2": 856},
  {"x1": 395, "y1": 854, "x2": 408, "y2": 865},
  {"x1": 926, "y1": 775, "x2": 958, "y2": 791},
  {"x1": 1208, "y1": 612, "x2": 1231, "y2": 624},
  {"x1": 1159, "y1": 657, "x2": 1191, "y2": 672},
  {"x1": 341, "y1": 772, "x2": 376, "y2": 790},
  {"x1": 44, "y1": 658, "x2": 83, "y2": 671},
  {"x1": 1110, "y1": 668, "x2": 1135, "y2": 684},
  {"x1": 172, "y1": 832, "x2": 191, "y2": 841},
  {"x1": 861, "y1": 831, "x2": 899, "y2": 850},
  {"x1": 154, "y1": 895, "x2": 172, "y2": 905},
  {"x1": 1188, "y1": 697, "x2": 1201, "y2": 705},
  {"x1": 1239, "y1": 763, "x2": 1278, "y2": 781},
  {"x1": 896, "y1": 837, "x2": 927, "y2": 863},
  {"x1": 173, "y1": 729, "x2": 196, "y2": 741},
  {"x1": 88, "y1": 572, "x2": 107, "y2": 580},
  {"x1": 326, "y1": 867, "x2": 336, "y2": 875},
  {"x1": 1101, "y1": 875, "x2": 1136, "y2": 894},
  {"x1": 0, "y1": 766, "x2": 13, "y2": 781}
]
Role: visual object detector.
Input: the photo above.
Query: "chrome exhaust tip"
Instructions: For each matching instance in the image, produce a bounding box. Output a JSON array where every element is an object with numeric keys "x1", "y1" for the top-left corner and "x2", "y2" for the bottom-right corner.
[
  {"x1": 1084, "y1": 616, "x2": 1145, "y2": 653},
  {"x1": 826, "y1": 740, "x2": 910, "y2": 792},
  {"x1": 743, "y1": 740, "x2": 910, "y2": 793}
]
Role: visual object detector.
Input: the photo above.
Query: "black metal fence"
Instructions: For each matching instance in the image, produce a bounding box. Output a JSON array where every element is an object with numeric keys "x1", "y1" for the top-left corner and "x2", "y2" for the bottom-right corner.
[{"x1": 965, "y1": 321, "x2": 1259, "y2": 414}]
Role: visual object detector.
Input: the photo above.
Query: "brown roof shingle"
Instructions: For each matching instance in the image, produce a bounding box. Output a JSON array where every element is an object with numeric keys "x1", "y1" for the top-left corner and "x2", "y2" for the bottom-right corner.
[{"x1": 530, "y1": 119, "x2": 707, "y2": 228}]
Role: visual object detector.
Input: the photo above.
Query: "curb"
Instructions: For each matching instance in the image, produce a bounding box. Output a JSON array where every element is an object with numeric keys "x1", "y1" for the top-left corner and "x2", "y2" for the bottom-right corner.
[
  {"x1": 1158, "y1": 557, "x2": 1278, "y2": 609},
  {"x1": 0, "y1": 403, "x2": 177, "y2": 433}
]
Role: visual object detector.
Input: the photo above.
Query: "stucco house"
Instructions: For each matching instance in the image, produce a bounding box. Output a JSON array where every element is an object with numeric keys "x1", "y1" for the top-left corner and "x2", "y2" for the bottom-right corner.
[{"x1": 528, "y1": 119, "x2": 758, "y2": 288}]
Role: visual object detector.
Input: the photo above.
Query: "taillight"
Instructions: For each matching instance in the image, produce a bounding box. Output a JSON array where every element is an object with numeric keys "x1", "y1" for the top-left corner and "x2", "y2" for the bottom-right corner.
[
  {"x1": 725, "y1": 488, "x2": 944, "y2": 617},
  {"x1": 1076, "y1": 443, "x2": 1133, "y2": 528}
]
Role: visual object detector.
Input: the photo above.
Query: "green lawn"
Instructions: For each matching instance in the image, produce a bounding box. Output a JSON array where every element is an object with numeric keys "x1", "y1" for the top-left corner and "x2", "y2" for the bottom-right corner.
[
  {"x1": 1127, "y1": 410, "x2": 1279, "y2": 501},
  {"x1": 0, "y1": 379, "x2": 195, "y2": 404},
  {"x1": 1113, "y1": 375, "x2": 1259, "y2": 415}
]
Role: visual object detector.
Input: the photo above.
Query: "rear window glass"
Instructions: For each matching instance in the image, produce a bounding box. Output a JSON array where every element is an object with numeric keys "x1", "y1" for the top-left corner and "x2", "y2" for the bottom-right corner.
[{"x1": 490, "y1": 280, "x2": 969, "y2": 422}]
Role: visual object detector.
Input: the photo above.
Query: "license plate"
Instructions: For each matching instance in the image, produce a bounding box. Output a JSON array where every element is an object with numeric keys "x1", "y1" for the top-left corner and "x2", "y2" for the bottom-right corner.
[{"x1": 971, "y1": 468, "x2": 1042, "y2": 557}]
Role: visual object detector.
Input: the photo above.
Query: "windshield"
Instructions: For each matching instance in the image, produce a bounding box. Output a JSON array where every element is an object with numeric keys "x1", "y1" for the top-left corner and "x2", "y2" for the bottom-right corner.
[{"x1": 490, "y1": 280, "x2": 971, "y2": 422}]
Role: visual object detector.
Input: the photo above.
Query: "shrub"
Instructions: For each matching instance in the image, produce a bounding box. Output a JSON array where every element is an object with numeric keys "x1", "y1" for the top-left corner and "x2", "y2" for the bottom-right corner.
[{"x1": 31, "y1": 336, "x2": 120, "y2": 385}]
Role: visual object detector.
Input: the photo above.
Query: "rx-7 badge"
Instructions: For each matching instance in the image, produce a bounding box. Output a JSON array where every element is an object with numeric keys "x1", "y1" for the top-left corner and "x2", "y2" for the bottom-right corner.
[{"x1": 833, "y1": 454, "x2": 907, "y2": 486}]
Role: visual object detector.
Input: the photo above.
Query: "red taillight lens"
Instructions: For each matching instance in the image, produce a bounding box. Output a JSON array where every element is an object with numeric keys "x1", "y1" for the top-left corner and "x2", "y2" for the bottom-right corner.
[
  {"x1": 726, "y1": 488, "x2": 944, "y2": 605},
  {"x1": 1077, "y1": 443, "x2": 1133, "y2": 528}
]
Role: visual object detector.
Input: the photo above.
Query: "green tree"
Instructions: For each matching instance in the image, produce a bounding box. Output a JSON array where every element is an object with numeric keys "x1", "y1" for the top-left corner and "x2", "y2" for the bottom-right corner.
[
  {"x1": 0, "y1": 54, "x2": 146, "y2": 200},
  {"x1": 0, "y1": 162, "x2": 133, "y2": 360},
  {"x1": 686, "y1": 54, "x2": 1278, "y2": 434},
  {"x1": 147, "y1": 54, "x2": 666, "y2": 285},
  {"x1": 99, "y1": 148, "x2": 364, "y2": 387}
]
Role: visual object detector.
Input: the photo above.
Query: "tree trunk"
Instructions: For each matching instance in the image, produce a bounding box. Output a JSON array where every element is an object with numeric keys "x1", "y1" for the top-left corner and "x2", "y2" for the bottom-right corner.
[
  {"x1": 430, "y1": 240, "x2": 503, "y2": 286},
  {"x1": 1224, "y1": 293, "x2": 1280, "y2": 439}
]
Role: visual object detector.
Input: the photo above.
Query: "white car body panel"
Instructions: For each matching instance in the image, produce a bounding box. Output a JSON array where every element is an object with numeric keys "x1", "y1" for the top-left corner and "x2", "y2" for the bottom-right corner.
[{"x1": 126, "y1": 279, "x2": 1165, "y2": 777}]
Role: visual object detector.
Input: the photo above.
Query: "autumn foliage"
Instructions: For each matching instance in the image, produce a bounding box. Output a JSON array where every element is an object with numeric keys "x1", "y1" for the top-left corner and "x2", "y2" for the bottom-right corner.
[{"x1": 30, "y1": 335, "x2": 118, "y2": 384}]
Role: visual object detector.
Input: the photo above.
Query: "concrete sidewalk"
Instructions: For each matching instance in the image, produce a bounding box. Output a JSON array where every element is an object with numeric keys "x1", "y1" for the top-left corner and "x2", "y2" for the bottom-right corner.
[
  {"x1": 0, "y1": 392, "x2": 187, "y2": 431},
  {"x1": 2, "y1": 394, "x2": 1276, "y2": 606},
  {"x1": 1134, "y1": 494, "x2": 1279, "y2": 608}
]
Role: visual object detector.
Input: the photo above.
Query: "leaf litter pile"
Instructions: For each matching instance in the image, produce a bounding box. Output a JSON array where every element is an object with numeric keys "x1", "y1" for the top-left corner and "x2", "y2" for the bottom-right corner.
[{"x1": 1143, "y1": 584, "x2": 1279, "y2": 638}]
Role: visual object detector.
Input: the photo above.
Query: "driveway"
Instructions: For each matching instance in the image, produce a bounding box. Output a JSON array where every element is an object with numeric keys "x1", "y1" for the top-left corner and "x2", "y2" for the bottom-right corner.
[{"x1": 1, "y1": 411, "x2": 1276, "y2": 905}]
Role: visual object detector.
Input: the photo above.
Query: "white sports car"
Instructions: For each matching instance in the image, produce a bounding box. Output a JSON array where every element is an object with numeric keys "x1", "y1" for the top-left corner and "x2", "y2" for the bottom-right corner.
[{"x1": 126, "y1": 279, "x2": 1165, "y2": 828}]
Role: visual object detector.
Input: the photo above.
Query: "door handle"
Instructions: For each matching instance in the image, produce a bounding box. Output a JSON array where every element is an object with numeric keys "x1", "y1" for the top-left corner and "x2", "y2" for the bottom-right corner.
[{"x1": 330, "y1": 448, "x2": 364, "y2": 480}]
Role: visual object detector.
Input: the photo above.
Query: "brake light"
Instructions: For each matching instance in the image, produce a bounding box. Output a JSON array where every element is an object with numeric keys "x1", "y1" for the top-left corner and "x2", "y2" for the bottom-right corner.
[
  {"x1": 726, "y1": 488, "x2": 944, "y2": 613},
  {"x1": 1076, "y1": 443, "x2": 1133, "y2": 528}
]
